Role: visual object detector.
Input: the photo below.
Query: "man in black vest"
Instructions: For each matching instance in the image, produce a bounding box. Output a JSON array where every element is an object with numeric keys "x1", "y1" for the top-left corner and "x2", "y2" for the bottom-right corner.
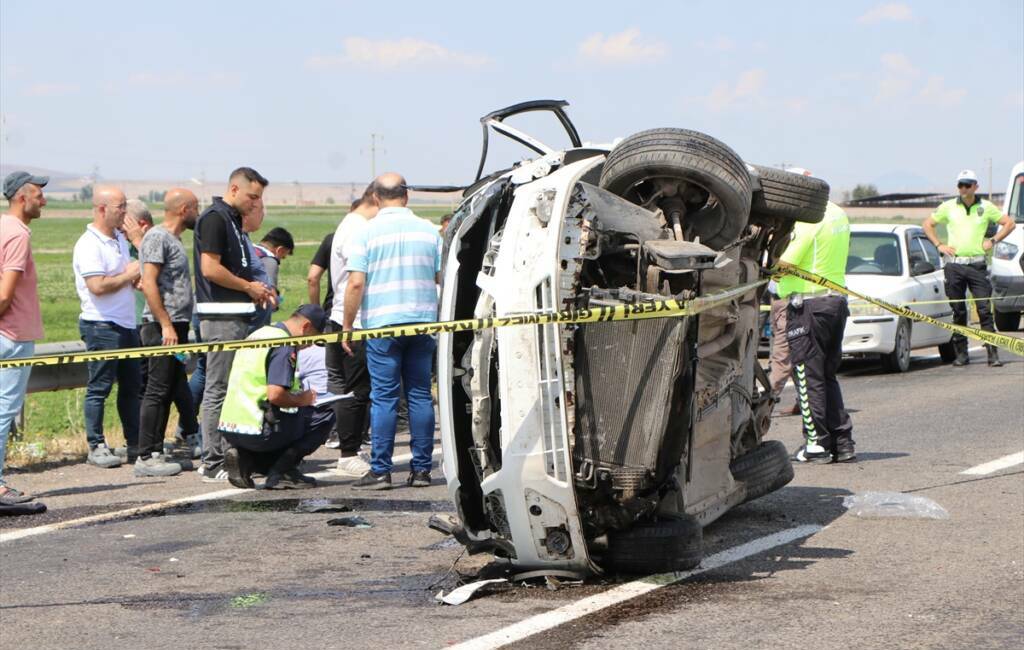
[{"x1": 193, "y1": 167, "x2": 276, "y2": 481}]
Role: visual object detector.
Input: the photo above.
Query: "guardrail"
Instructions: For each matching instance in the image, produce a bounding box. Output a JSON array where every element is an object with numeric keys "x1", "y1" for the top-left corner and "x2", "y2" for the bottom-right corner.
[{"x1": 26, "y1": 340, "x2": 198, "y2": 394}]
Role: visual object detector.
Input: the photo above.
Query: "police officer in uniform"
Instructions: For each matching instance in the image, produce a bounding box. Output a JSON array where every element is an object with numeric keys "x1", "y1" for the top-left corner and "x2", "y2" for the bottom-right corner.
[
  {"x1": 923, "y1": 169, "x2": 1015, "y2": 367},
  {"x1": 778, "y1": 198, "x2": 855, "y2": 464},
  {"x1": 218, "y1": 304, "x2": 330, "y2": 489}
]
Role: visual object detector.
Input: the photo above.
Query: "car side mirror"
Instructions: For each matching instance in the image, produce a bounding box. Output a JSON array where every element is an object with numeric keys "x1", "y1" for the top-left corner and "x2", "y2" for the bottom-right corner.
[{"x1": 911, "y1": 259, "x2": 936, "y2": 276}]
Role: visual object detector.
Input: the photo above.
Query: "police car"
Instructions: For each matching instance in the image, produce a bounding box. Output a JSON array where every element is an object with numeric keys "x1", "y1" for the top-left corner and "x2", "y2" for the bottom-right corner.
[
  {"x1": 843, "y1": 224, "x2": 955, "y2": 372},
  {"x1": 991, "y1": 161, "x2": 1024, "y2": 331}
]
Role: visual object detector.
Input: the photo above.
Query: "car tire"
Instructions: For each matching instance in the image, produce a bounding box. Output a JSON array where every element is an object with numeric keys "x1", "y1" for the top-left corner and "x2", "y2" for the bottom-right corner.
[
  {"x1": 994, "y1": 310, "x2": 1021, "y2": 332},
  {"x1": 937, "y1": 340, "x2": 957, "y2": 363},
  {"x1": 598, "y1": 128, "x2": 751, "y2": 250},
  {"x1": 730, "y1": 440, "x2": 794, "y2": 504},
  {"x1": 882, "y1": 318, "x2": 912, "y2": 373},
  {"x1": 602, "y1": 513, "x2": 703, "y2": 575},
  {"x1": 749, "y1": 165, "x2": 831, "y2": 224}
]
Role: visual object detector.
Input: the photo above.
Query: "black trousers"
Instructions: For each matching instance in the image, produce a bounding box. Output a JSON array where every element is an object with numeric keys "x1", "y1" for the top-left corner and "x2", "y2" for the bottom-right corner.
[
  {"x1": 139, "y1": 321, "x2": 196, "y2": 457},
  {"x1": 786, "y1": 295, "x2": 854, "y2": 453},
  {"x1": 223, "y1": 407, "x2": 331, "y2": 474},
  {"x1": 325, "y1": 320, "x2": 371, "y2": 453},
  {"x1": 944, "y1": 262, "x2": 994, "y2": 346},
  {"x1": 138, "y1": 326, "x2": 199, "y2": 439}
]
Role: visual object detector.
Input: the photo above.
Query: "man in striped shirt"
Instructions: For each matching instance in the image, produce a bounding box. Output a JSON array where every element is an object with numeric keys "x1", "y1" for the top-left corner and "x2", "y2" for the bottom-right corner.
[{"x1": 342, "y1": 173, "x2": 442, "y2": 490}]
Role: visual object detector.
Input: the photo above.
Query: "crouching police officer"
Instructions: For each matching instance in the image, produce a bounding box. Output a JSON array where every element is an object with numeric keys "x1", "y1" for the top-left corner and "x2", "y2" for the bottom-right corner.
[
  {"x1": 923, "y1": 169, "x2": 1015, "y2": 367},
  {"x1": 219, "y1": 304, "x2": 331, "y2": 489},
  {"x1": 778, "y1": 199, "x2": 855, "y2": 464}
]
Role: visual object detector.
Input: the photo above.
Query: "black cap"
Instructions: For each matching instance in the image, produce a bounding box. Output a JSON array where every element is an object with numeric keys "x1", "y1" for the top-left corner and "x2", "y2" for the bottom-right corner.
[
  {"x1": 3, "y1": 171, "x2": 49, "y2": 200},
  {"x1": 294, "y1": 304, "x2": 328, "y2": 333}
]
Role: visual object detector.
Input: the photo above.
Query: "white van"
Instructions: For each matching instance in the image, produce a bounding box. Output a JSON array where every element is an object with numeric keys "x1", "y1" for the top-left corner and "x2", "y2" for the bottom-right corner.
[{"x1": 991, "y1": 161, "x2": 1024, "y2": 331}]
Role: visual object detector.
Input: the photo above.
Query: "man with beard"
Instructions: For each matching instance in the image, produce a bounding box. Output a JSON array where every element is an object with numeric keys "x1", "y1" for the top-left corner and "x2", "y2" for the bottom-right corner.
[{"x1": 136, "y1": 188, "x2": 200, "y2": 477}]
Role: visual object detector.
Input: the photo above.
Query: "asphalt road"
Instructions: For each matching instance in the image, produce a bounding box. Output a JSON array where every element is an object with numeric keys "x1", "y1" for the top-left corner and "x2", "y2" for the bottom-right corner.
[{"x1": 1, "y1": 345, "x2": 1022, "y2": 650}]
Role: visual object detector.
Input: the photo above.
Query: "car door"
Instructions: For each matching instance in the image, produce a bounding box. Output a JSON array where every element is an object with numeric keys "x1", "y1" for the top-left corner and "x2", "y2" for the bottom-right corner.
[{"x1": 906, "y1": 232, "x2": 951, "y2": 345}]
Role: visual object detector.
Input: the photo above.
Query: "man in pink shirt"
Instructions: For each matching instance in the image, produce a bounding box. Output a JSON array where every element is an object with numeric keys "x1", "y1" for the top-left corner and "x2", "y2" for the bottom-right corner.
[{"x1": 0, "y1": 171, "x2": 47, "y2": 507}]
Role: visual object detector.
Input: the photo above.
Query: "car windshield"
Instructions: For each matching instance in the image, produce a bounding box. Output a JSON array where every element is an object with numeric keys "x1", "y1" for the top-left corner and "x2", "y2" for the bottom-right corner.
[
  {"x1": 1009, "y1": 173, "x2": 1024, "y2": 224},
  {"x1": 847, "y1": 233, "x2": 902, "y2": 276}
]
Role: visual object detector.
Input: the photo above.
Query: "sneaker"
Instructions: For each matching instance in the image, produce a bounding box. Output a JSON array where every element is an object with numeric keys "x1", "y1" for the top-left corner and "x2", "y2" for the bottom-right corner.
[
  {"x1": 201, "y1": 467, "x2": 229, "y2": 483},
  {"x1": 406, "y1": 471, "x2": 431, "y2": 487},
  {"x1": 134, "y1": 453, "x2": 183, "y2": 477},
  {"x1": 325, "y1": 432, "x2": 341, "y2": 449},
  {"x1": 353, "y1": 470, "x2": 391, "y2": 490},
  {"x1": 334, "y1": 454, "x2": 371, "y2": 477},
  {"x1": 264, "y1": 470, "x2": 317, "y2": 490},
  {"x1": 792, "y1": 444, "x2": 833, "y2": 464},
  {"x1": 835, "y1": 449, "x2": 857, "y2": 463},
  {"x1": 0, "y1": 486, "x2": 34, "y2": 505},
  {"x1": 225, "y1": 448, "x2": 255, "y2": 489},
  {"x1": 87, "y1": 443, "x2": 123, "y2": 469}
]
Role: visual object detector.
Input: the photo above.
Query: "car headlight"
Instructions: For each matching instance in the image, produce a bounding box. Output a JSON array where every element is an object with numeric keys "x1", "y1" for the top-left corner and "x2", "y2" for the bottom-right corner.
[
  {"x1": 848, "y1": 300, "x2": 887, "y2": 316},
  {"x1": 994, "y1": 241, "x2": 1019, "y2": 260}
]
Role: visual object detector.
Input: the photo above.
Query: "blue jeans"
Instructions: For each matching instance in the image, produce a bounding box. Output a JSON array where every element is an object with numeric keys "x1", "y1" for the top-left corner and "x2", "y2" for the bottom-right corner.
[
  {"x1": 365, "y1": 334, "x2": 436, "y2": 474},
  {"x1": 0, "y1": 335, "x2": 34, "y2": 486},
  {"x1": 79, "y1": 320, "x2": 141, "y2": 451}
]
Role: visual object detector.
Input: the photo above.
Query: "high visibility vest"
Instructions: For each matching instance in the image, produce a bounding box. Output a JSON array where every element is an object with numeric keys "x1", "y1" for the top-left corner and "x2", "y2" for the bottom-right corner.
[{"x1": 217, "y1": 325, "x2": 298, "y2": 436}]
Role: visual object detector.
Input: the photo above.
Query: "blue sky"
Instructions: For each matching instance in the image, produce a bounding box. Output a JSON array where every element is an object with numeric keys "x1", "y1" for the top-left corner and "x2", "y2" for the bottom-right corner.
[{"x1": 1, "y1": 0, "x2": 1021, "y2": 194}]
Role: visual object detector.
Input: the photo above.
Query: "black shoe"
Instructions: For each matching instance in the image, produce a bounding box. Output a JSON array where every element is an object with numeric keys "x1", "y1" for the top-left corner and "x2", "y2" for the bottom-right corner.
[
  {"x1": 835, "y1": 449, "x2": 857, "y2": 463},
  {"x1": 284, "y1": 467, "x2": 317, "y2": 486},
  {"x1": 406, "y1": 471, "x2": 431, "y2": 487},
  {"x1": 225, "y1": 447, "x2": 255, "y2": 489},
  {"x1": 263, "y1": 472, "x2": 316, "y2": 490},
  {"x1": 953, "y1": 356, "x2": 969, "y2": 367},
  {"x1": 987, "y1": 346, "x2": 1003, "y2": 367},
  {"x1": 353, "y1": 470, "x2": 391, "y2": 490},
  {"x1": 792, "y1": 445, "x2": 833, "y2": 464}
]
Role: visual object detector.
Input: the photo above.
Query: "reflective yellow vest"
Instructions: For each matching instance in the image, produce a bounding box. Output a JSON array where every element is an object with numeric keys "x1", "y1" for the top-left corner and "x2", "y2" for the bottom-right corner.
[{"x1": 217, "y1": 325, "x2": 298, "y2": 436}]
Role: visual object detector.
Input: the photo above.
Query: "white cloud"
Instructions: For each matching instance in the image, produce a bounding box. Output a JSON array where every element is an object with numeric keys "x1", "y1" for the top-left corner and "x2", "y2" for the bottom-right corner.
[
  {"x1": 918, "y1": 75, "x2": 967, "y2": 107},
  {"x1": 705, "y1": 68, "x2": 766, "y2": 110},
  {"x1": 696, "y1": 36, "x2": 735, "y2": 53},
  {"x1": 880, "y1": 52, "x2": 918, "y2": 76},
  {"x1": 24, "y1": 83, "x2": 78, "y2": 97},
  {"x1": 307, "y1": 37, "x2": 489, "y2": 70},
  {"x1": 857, "y1": 3, "x2": 913, "y2": 25},
  {"x1": 578, "y1": 28, "x2": 668, "y2": 64},
  {"x1": 875, "y1": 52, "x2": 919, "y2": 101}
]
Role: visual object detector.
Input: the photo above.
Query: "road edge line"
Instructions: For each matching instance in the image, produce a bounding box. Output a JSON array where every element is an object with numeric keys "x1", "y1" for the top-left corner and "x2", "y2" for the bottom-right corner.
[{"x1": 960, "y1": 451, "x2": 1024, "y2": 476}]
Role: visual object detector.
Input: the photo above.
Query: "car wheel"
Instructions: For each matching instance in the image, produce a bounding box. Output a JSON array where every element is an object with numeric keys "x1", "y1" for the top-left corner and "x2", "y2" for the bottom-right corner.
[
  {"x1": 749, "y1": 165, "x2": 831, "y2": 223},
  {"x1": 602, "y1": 513, "x2": 702, "y2": 575},
  {"x1": 730, "y1": 440, "x2": 794, "y2": 504},
  {"x1": 883, "y1": 318, "x2": 912, "y2": 373},
  {"x1": 994, "y1": 310, "x2": 1021, "y2": 332},
  {"x1": 598, "y1": 128, "x2": 752, "y2": 250},
  {"x1": 937, "y1": 340, "x2": 957, "y2": 363}
]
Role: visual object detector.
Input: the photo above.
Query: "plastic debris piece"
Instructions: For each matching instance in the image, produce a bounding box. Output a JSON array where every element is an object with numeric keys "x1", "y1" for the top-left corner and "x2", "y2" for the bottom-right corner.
[
  {"x1": 842, "y1": 492, "x2": 949, "y2": 520},
  {"x1": 169, "y1": 558, "x2": 179, "y2": 562},
  {"x1": 436, "y1": 579, "x2": 508, "y2": 605},
  {"x1": 122, "y1": 534, "x2": 136, "y2": 539},
  {"x1": 295, "y1": 499, "x2": 353, "y2": 514},
  {"x1": 326, "y1": 515, "x2": 372, "y2": 528}
]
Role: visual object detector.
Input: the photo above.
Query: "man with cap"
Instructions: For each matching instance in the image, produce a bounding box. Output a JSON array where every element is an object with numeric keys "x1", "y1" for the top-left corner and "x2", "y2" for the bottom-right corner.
[
  {"x1": 777, "y1": 192, "x2": 856, "y2": 464},
  {"x1": 0, "y1": 172, "x2": 48, "y2": 508},
  {"x1": 923, "y1": 170, "x2": 1015, "y2": 367},
  {"x1": 218, "y1": 304, "x2": 330, "y2": 490}
]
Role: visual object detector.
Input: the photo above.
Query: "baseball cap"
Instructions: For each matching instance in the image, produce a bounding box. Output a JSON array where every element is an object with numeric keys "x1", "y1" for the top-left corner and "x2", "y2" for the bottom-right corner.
[
  {"x1": 294, "y1": 304, "x2": 328, "y2": 333},
  {"x1": 956, "y1": 169, "x2": 978, "y2": 184},
  {"x1": 3, "y1": 171, "x2": 49, "y2": 200}
]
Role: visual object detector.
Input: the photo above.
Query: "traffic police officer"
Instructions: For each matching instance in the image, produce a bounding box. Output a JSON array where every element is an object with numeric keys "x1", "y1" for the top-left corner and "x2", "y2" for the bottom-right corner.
[
  {"x1": 778, "y1": 198, "x2": 855, "y2": 464},
  {"x1": 218, "y1": 304, "x2": 330, "y2": 489},
  {"x1": 923, "y1": 169, "x2": 1015, "y2": 367}
]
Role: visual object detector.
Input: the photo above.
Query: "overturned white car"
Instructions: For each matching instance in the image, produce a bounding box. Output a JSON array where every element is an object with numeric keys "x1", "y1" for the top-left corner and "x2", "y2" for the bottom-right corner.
[{"x1": 430, "y1": 101, "x2": 829, "y2": 577}]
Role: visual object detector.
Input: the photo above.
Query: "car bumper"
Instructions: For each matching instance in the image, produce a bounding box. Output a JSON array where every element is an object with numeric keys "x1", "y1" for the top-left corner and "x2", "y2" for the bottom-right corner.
[
  {"x1": 991, "y1": 274, "x2": 1024, "y2": 312},
  {"x1": 842, "y1": 315, "x2": 898, "y2": 354}
]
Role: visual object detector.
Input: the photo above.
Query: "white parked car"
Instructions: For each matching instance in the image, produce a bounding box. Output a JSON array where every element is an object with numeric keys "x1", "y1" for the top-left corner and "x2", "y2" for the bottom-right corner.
[
  {"x1": 432, "y1": 100, "x2": 831, "y2": 577},
  {"x1": 991, "y1": 160, "x2": 1024, "y2": 331},
  {"x1": 843, "y1": 224, "x2": 955, "y2": 372}
]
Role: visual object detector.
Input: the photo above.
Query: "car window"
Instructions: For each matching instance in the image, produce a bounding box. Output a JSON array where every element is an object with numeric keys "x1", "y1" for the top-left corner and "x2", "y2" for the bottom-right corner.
[
  {"x1": 848, "y1": 233, "x2": 902, "y2": 276},
  {"x1": 915, "y1": 237, "x2": 942, "y2": 268},
  {"x1": 1009, "y1": 173, "x2": 1024, "y2": 224}
]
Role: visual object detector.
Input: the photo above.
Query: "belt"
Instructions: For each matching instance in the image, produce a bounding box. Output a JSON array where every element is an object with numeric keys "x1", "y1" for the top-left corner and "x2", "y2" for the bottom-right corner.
[
  {"x1": 787, "y1": 290, "x2": 843, "y2": 302},
  {"x1": 949, "y1": 255, "x2": 986, "y2": 265}
]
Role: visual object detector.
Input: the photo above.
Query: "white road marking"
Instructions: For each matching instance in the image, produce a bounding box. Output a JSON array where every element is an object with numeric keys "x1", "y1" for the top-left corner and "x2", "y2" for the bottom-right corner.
[
  {"x1": 0, "y1": 449, "x2": 440, "y2": 544},
  {"x1": 960, "y1": 451, "x2": 1024, "y2": 476},
  {"x1": 449, "y1": 524, "x2": 823, "y2": 650}
]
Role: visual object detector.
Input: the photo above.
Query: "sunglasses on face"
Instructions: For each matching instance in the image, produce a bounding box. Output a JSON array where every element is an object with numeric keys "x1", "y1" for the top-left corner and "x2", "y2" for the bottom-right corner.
[{"x1": 957, "y1": 182, "x2": 975, "y2": 189}]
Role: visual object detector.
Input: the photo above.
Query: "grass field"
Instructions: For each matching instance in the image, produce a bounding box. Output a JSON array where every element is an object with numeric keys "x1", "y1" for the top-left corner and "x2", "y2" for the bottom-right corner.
[{"x1": 8, "y1": 204, "x2": 451, "y2": 465}]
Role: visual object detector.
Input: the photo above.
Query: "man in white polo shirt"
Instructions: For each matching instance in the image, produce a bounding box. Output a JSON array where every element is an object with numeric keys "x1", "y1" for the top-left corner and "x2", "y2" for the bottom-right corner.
[{"x1": 72, "y1": 186, "x2": 142, "y2": 468}]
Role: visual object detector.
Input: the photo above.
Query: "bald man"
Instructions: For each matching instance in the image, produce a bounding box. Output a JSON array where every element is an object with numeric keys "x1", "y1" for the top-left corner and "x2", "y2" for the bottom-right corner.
[
  {"x1": 134, "y1": 189, "x2": 199, "y2": 477},
  {"x1": 72, "y1": 186, "x2": 142, "y2": 468}
]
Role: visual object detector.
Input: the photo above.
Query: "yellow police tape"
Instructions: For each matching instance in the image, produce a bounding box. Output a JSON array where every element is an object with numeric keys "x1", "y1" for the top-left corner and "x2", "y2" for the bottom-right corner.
[
  {"x1": 2, "y1": 264, "x2": 1020, "y2": 369},
  {"x1": 759, "y1": 294, "x2": 1024, "y2": 310},
  {"x1": 0, "y1": 279, "x2": 765, "y2": 369},
  {"x1": 774, "y1": 262, "x2": 1024, "y2": 356}
]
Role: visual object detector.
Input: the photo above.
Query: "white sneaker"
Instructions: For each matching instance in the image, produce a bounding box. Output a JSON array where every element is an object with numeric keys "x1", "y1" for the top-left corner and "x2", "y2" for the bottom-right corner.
[
  {"x1": 334, "y1": 455, "x2": 371, "y2": 477},
  {"x1": 201, "y1": 468, "x2": 229, "y2": 483}
]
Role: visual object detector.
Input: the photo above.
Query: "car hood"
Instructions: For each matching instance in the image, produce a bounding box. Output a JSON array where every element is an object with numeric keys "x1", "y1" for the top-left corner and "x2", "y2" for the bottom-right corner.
[{"x1": 845, "y1": 273, "x2": 908, "y2": 299}]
